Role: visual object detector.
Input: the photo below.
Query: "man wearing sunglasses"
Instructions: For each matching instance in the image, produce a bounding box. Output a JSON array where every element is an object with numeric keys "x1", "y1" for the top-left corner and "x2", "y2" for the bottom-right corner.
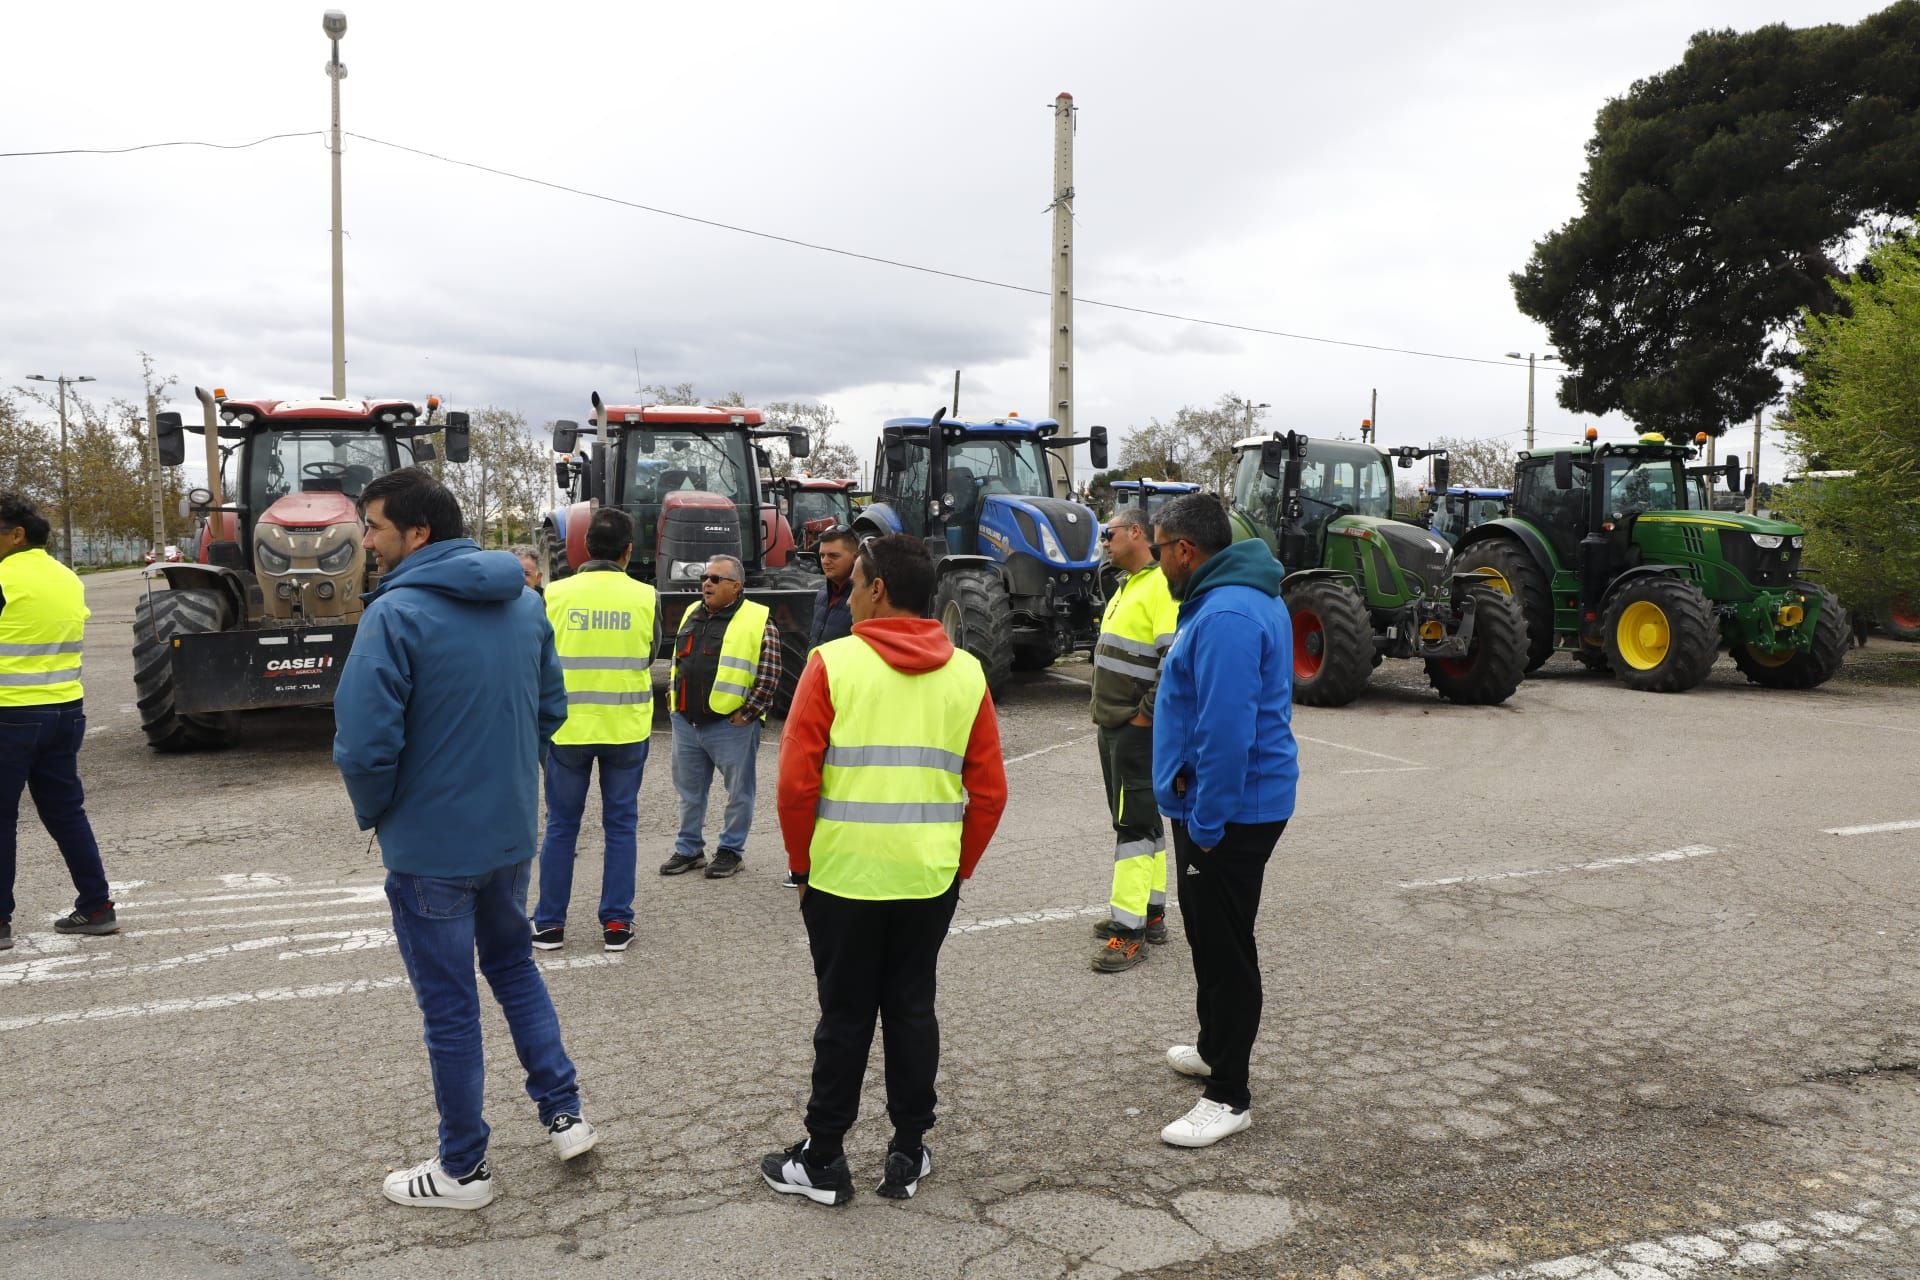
[
  {"x1": 662, "y1": 555, "x2": 783, "y2": 880},
  {"x1": 1087, "y1": 507, "x2": 1179, "y2": 973}
]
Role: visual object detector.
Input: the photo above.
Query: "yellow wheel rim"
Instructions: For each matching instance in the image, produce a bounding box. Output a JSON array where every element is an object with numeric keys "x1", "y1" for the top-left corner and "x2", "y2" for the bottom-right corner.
[
  {"x1": 1471, "y1": 566, "x2": 1513, "y2": 595},
  {"x1": 1615, "y1": 600, "x2": 1672, "y2": 670},
  {"x1": 1745, "y1": 644, "x2": 1795, "y2": 668}
]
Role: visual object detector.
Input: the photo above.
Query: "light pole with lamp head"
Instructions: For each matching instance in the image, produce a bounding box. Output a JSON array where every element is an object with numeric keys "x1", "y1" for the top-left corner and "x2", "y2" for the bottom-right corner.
[
  {"x1": 324, "y1": 10, "x2": 348, "y2": 398},
  {"x1": 24, "y1": 373, "x2": 96, "y2": 564},
  {"x1": 1503, "y1": 351, "x2": 1562, "y2": 453}
]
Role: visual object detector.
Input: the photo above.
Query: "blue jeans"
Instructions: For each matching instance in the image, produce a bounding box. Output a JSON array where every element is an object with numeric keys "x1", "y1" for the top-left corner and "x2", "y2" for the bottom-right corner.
[
  {"x1": 385, "y1": 859, "x2": 581, "y2": 1175},
  {"x1": 0, "y1": 700, "x2": 110, "y2": 922},
  {"x1": 669, "y1": 713, "x2": 760, "y2": 858},
  {"x1": 535, "y1": 739, "x2": 650, "y2": 929}
]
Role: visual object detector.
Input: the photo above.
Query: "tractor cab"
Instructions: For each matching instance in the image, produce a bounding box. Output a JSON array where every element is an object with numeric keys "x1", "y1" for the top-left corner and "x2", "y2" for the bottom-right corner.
[
  {"x1": 1425, "y1": 486, "x2": 1511, "y2": 545},
  {"x1": 1229, "y1": 434, "x2": 1431, "y2": 581},
  {"x1": 1109, "y1": 479, "x2": 1200, "y2": 523},
  {"x1": 767, "y1": 477, "x2": 858, "y2": 551}
]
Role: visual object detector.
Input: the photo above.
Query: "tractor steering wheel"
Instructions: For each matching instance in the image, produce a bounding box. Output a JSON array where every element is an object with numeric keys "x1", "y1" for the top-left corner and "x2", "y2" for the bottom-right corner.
[{"x1": 303, "y1": 461, "x2": 352, "y2": 480}]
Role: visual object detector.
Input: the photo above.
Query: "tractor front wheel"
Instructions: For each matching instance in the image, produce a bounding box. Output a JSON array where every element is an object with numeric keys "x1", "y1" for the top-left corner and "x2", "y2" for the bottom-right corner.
[
  {"x1": 1600, "y1": 576, "x2": 1718, "y2": 693},
  {"x1": 1454, "y1": 537, "x2": 1554, "y2": 672},
  {"x1": 933, "y1": 567, "x2": 1014, "y2": 695},
  {"x1": 1424, "y1": 586, "x2": 1528, "y2": 705},
  {"x1": 1283, "y1": 578, "x2": 1373, "y2": 707},
  {"x1": 132, "y1": 587, "x2": 238, "y2": 752},
  {"x1": 1879, "y1": 591, "x2": 1920, "y2": 642},
  {"x1": 541, "y1": 519, "x2": 573, "y2": 586},
  {"x1": 1732, "y1": 582, "x2": 1849, "y2": 690}
]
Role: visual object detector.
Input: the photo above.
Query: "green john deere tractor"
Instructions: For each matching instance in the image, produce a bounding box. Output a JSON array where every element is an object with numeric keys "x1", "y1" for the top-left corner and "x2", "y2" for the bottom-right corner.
[
  {"x1": 1454, "y1": 433, "x2": 1848, "y2": 692},
  {"x1": 1227, "y1": 432, "x2": 1529, "y2": 707}
]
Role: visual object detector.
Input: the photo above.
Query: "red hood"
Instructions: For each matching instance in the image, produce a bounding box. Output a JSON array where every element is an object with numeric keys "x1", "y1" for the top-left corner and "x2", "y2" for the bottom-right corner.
[
  {"x1": 850, "y1": 618, "x2": 956, "y2": 673},
  {"x1": 258, "y1": 490, "x2": 360, "y2": 529}
]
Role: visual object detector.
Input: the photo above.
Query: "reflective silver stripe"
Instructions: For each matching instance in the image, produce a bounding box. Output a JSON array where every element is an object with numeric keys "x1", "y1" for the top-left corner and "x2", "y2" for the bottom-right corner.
[
  {"x1": 1110, "y1": 907, "x2": 1146, "y2": 929},
  {"x1": 0, "y1": 667, "x2": 81, "y2": 686},
  {"x1": 1097, "y1": 631, "x2": 1159, "y2": 659},
  {"x1": 1155, "y1": 632, "x2": 1176, "y2": 651},
  {"x1": 560, "y1": 655, "x2": 652, "y2": 671},
  {"x1": 717, "y1": 655, "x2": 757, "y2": 674},
  {"x1": 0, "y1": 640, "x2": 82, "y2": 657},
  {"x1": 1148, "y1": 891, "x2": 1167, "y2": 907},
  {"x1": 1094, "y1": 652, "x2": 1160, "y2": 681},
  {"x1": 567, "y1": 689, "x2": 653, "y2": 706},
  {"x1": 823, "y1": 745, "x2": 965, "y2": 773},
  {"x1": 816, "y1": 799, "x2": 967, "y2": 824},
  {"x1": 1114, "y1": 837, "x2": 1159, "y2": 862},
  {"x1": 713, "y1": 678, "x2": 752, "y2": 697}
]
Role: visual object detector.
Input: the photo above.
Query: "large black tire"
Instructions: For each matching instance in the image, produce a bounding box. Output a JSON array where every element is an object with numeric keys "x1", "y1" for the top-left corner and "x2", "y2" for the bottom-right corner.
[
  {"x1": 132, "y1": 587, "x2": 238, "y2": 752},
  {"x1": 1732, "y1": 582, "x2": 1849, "y2": 689},
  {"x1": 1455, "y1": 537, "x2": 1555, "y2": 672},
  {"x1": 542, "y1": 518, "x2": 573, "y2": 585},
  {"x1": 1878, "y1": 591, "x2": 1920, "y2": 642},
  {"x1": 1282, "y1": 578, "x2": 1373, "y2": 707},
  {"x1": 1011, "y1": 643, "x2": 1055, "y2": 672},
  {"x1": 1423, "y1": 586, "x2": 1528, "y2": 705},
  {"x1": 769, "y1": 627, "x2": 809, "y2": 718},
  {"x1": 933, "y1": 567, "x2": 1014, "y2": 695},
  {"x1": 1600, "y1": 576, "x2": 1718, "y2": 693}
]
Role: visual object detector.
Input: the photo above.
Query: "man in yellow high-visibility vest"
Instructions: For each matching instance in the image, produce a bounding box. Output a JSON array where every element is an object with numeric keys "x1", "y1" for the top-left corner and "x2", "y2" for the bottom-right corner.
[
  {"x1": 532, "y1": 508, "x2": 659, "y2": 953},
  {"x1": 0, "y1": 492, "x2": 118, "y2": 951},
  {"x1": 1088, "y1": 506, "x2": 1179, "y2": 973},
  {"x1": 762, "y1": 534, "x2": 1006, "y2": 1206}
]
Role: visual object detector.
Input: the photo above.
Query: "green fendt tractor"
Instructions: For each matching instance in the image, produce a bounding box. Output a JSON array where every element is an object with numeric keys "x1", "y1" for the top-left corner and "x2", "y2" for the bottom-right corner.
[
  {"x1": 1227, "y1": 432, "x2": 1529, "y2": 707},
  {"x1": 1454, "y1": 433, "x2": 1848, "y2": 692}
]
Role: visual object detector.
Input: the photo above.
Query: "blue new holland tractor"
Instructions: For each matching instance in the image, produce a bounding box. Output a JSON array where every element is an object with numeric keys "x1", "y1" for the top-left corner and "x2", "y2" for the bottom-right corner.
[{"x1": 853, "y1": 409, "x2": 1109, "y2": 692}]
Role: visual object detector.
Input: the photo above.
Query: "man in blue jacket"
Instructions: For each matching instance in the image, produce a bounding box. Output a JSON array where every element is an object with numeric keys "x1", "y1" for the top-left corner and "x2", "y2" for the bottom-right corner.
[
  {"x1": 1148, "y1": 494, "x2": 1298, "y2": 1149},
  {"x1": 333, "y1": 467, "x2": 596, "y2": 1211}
]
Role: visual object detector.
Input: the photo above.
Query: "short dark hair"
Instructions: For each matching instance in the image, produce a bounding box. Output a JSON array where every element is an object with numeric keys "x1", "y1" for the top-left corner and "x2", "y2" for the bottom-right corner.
[
  {"x1": 856, "y1": 533, "x2": 936, "y2": 616},
  {"x1": 585, "y1": 507, "x2": 634, "y2": 561},
  {"x1": 817, "y1": 526, "x2": 859, "y2": 553},
  {"x1": 0, "y1": 491, "x2": 51, "y2": 547},
  {"x1": 359, "y1": 467, "x2": 464, "y2": 543},
  {"x1": 1154, "y1": 493, "x2": 1232, "y2": 554}
]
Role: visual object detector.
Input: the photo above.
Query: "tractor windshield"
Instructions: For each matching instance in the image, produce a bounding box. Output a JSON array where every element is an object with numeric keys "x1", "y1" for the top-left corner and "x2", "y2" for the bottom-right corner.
[
  {"x1": 1231, "y1": 449, "x2": 1282, "y2": 519},
  {"x1": 624, "y1": 429, "x2": 752, "y2": 505},
  {"x1": 249, "y1": 430, "x2": 394, "y2": 507},
  {"x1": 1302, "y1": 447, "x2": 1395, "y2": 520},
  {"x1": 789, "y1": 488, "x2": 851, "y2": 527},
  {"x1": 1602, "y1": 455, "x2": 1684, "y2": 519},
  {"x1": 944, "y1": 435, "x2": 1051, "y2": 499}
]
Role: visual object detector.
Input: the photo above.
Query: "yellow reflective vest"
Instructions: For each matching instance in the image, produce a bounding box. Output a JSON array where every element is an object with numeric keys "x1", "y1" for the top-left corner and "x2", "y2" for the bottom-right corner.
[
  {"x1": 1089, "y1": 563, "x2": 1177, "y2": 729},
  {"x1": 809, "y1": 635, "x2": 986, "y2": 900},
  {"x1": 0, "y1": 548, "x2": 88, "y2": 708},
  {"x1": 546, "y1": 567, "x2": 659, "y2": 744},
  {"x1": 671, "y1": 598, "x2": 770, "y2": 718}
]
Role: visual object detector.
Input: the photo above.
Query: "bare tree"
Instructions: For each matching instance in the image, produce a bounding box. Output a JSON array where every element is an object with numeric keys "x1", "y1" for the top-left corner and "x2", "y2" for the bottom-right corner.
[
  {"x1": 1429, "y1": 435, "x2": 1517, "y2": 490},
  {"x1": 763, "y1": 401, "x2": 861, "y2": 480},
  {"x1": 440, "y1": 408, "x2": 553, "y2": 546}
]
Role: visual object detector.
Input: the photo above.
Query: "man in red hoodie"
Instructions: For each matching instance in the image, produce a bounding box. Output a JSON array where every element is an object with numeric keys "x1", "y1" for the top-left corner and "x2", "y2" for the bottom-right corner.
[{"x1": 764, "y1": 534, "x2": 1006, "y2": 1207}]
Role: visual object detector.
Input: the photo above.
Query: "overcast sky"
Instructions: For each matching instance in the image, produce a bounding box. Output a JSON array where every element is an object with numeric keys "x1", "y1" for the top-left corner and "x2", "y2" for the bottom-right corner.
[{"x1": 3, "y1": 0, "x2": 1890, "y2": 486}]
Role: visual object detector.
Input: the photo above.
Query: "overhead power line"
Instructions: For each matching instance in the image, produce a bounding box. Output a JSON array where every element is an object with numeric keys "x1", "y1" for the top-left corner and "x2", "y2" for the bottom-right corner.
[{"x1": 0, "y1": 130, "x2": 324, "y2": 158}]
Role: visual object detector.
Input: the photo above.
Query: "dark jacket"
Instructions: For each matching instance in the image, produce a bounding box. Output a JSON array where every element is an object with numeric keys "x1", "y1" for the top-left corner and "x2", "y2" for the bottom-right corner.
[
  {"x1": 1151, "y1": 539, "x2": 1298, "y2": 848},
  {"x1": 808, "y1": 577, "x2": 855, "y2": 650},
  {"x1": 333, "y1": 539, "x2": 566, "y2": 877}
]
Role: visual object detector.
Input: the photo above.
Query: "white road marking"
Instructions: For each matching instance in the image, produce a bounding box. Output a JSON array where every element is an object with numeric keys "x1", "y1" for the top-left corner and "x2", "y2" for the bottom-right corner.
[
  {"x1": 1824, "y1": 818, "x2": 1920, "y2": 836},
  {"x1": 951, "y1": 905, "x2": 1107, "y2": 934},
  {"x1": 130, "y1": 885, "x2": 387, "y2": 919},
  {"x1": 278, "y1": 928, "x2": 393, "y2": 959},
  {"x1": 1807, "y1": 714, "x2": 1920, "y2": 736},
  {"x1": 1336, "y1": 766, "x2": 1433, "y2": 775},
  {"x1": 1004, "y1": 733, "x2": 1097, "y2": 766},
  {"x1": 1297, "y1": 734, "x2": 1426, "y2": 768},
  {"x1": 216, "y1": 873, "x2": 294, "y2": 888},
  {"x1": 1400, "y1": 845, "x2": 1718, "y2": 889},
  {"x1": 1042, "y1": 671, "x2": 1089, "y2": 686},
  {"x1": 133, "y1": 909, "x2": 391, "y2": 938},
  {"x1": 119, "y1": 883, "x2": 383, "y2": 910},
  {"x1": 106, "y1": 880, "x2": 149, "y2": 895},
  {"x1": 1, "y1": 935, "x2": 290, "y2": 986}
]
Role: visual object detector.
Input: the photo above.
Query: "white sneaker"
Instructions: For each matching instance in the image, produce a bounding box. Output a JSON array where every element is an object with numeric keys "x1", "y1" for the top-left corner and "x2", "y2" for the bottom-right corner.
[
  {"x1": 1161, "y1": 1098, "x2": 1251, "y2": 1148},
  {"x1": 382, "y1": 1157, "x2": 495, "y2": 1210},
  {"x1": 547, "y1": 1113, "x2": 598, "y2": 1161},
  {"x1": 1166, "y1": 1044, "x2": 1211, "y2": 1078}
]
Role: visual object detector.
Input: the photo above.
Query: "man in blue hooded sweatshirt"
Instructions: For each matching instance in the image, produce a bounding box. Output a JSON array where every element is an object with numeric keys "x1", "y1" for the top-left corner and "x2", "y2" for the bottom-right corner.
[
  {"x1": 333, "y1": 467, "x2": 595, "y2": 1211},
  {"x1": 1148, "y1": 493, "x2": 1298, "y2": 1149}
]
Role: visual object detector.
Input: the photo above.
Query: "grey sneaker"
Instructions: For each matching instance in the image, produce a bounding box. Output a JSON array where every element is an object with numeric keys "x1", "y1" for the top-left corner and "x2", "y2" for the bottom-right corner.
[
  {"x1": 705, "y1": 849, "x2": 743, "y2": 879},
  {"x1": 660, "y1": 854, "x2": 708, "y2": 876},
  {"x1": 53, "y1": 906, "x2": 117, "y2": 936}
]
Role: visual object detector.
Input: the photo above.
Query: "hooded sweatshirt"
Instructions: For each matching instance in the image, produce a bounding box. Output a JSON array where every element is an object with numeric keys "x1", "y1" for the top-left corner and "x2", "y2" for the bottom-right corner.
[
  {"x1": 333, "y1": 538, "x2": 567, "y2": 877},
  {"x1": 778, "y1": 617, "x2": 1007, "y2": 882},
  {"x1": 1151, "y1": 538, "x2": 1298, "y2": 848}
]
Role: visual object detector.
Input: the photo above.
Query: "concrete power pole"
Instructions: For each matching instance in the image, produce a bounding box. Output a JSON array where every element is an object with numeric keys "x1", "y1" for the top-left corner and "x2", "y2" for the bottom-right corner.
[
  {"x1": 145, "y1": 393, "x2": 167, "y2": 551},
  {"x1": 1748, "y1": 410, "x2": 1764, "y2": 514},
  {"x1": 325, "y1": 11, "x2": 349, "y2": 398},
  {"x1": 1048, "y1": 92, "x2": 1075, "y2": 492}
]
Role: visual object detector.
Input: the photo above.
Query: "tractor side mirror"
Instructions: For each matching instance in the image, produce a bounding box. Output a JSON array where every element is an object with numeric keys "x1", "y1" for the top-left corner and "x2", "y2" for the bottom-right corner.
[
  {"x1": 1260, "y1": 438, "x2": 1286, "y2": 479},
  {"x1": 639, "y1": 430, "x2": 656, "y2": 453},
  {"x1": 789, "y1": 430, "x2": 811, "y2": 460},
  {"x1": 1553, "y1": 452, "x2": 1574, "y2": 490},
  {"x1": 1089, "y1": 424, "x2": 1109, "y2": 470},
  {"x1": 1725, "y1": 454, "x2": 1742, "y2": 493},
  {"x1": 884, "y1": 437, "x2": 908, "y2": 473},
  {"x1": 551, "y1": 419, "x2": 579, "y2": 453},
  {"x1": 155, "y1": 411, "x2": 186, "y2": 467},
  {"x1": 554, "y1": 460, "x2": 571, "y2": 490},
  {"x1": 414, "y1": 440, "x2": 438, "y2": 462},
  {"x1": 1432, "y1": 457, "x2": 1451, "y2": 492},
  {"x1": 443, "y1": 412, "x2": 472, "y2": 464}
]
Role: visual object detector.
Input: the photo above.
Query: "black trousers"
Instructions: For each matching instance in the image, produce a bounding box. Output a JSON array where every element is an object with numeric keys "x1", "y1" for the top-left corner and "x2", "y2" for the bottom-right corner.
[
  {"x1": 1171, "y1": 818, "x2": 1288, "y2": 1111},
  {"x1": 801, "y1": 878, "x2": 960, "y2": 1144}
]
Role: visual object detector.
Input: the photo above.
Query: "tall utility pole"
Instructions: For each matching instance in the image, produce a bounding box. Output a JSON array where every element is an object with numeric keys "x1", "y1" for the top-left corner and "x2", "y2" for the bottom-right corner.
[
  {"x1": 1504, "y1": 351, "x2": 1559, "y2": 453},
  {"x1": 1748, "y1": 411, "x2": 1764, "y2": 515},
  {"x1": 1048, "y1": 92, "x2": 1075, "y2": 488},
  {"x1": 324, "y1": 10, "x2": 349, "y2": 398},
  {"x1": 145, "y1": 393, "x2": 167, "y2": 550},
  {"x1": 25, "y1": 372, "x2": 95, "y2": 564}
]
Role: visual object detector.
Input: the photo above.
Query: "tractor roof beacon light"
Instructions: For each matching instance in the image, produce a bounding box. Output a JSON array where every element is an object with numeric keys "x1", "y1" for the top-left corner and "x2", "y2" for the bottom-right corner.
[{"x1": 1585, "y1": 427, "x2": 1599, "y2": 442}]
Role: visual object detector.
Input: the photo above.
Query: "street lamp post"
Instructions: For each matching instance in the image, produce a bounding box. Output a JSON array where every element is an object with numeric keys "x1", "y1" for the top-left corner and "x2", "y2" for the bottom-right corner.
[
  {"x1": 324, "y1": 10, "x2": 348, "y2": 398},
  {"x1": 1503, "y1": 351, "x2": 1560, "y2": 453},
  {"x1": 24, "y1": 373, "x2": 96, "y2": 565}
]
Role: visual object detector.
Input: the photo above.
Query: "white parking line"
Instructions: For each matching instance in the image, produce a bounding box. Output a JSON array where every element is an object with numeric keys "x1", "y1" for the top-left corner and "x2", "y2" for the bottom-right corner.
[
  {"x1": 1296, "y1": 734, "x2": 1428, "y2": 769},
  {"x1": 951, "y1": 905, "x2": 1107, "y2": 934},
  {"x1": 1824, "y1": 819, "x2": 1920, "y2": 836},
  {"x1": 131, "y1": 910, "x2": 392, "y2": 938},
  {"x1": 1004, "y1": 733, "x2": 1097, "y2": 766},
  {"x1": 119, "y1": 883, "x2": 383, "y2": 910},
  {"x1": 1400, "y1": 845, "x2": 1718, "y2": 889},
  {"x1": 131, "y1": 885, "x2": 387, "y2": 920}
]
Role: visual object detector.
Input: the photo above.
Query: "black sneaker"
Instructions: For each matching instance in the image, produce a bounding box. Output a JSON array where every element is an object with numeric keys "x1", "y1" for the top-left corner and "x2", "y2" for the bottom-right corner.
[
  {"x1": 1145, "y1": 913, "x2": 1169, "y2": 946},
  {"x1": 602, "y1": 921, "x2": 633, "y2": 952},
  {"x1": 705, "y1": 849, "x2": 743, "y2": 879},
  {"x1": 531, "y1": 926, "x2": 565, "y2": 951},
  {"x1": 876, "y1": 1144, "x2": 932, "y2": 1200},
  {"x1": 660, "y1": 854, "x2": 708, "y2": 876},
  {"x1": 53, "y1": 906, "x2": 117, "y2": 936},
  {"x1": 760, "y1": 1140, "x2": 854, "y2": 1207},
  {"x1": 0, "y1": 918, "x2": 11, "y2": 951}
]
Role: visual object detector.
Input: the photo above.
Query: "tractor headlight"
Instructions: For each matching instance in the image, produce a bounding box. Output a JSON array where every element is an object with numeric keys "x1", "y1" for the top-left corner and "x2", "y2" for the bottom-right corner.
[
  {"x1": 316, "y1": 540, "x2": 356, "y2": 573},
  {"x1": 1791, "y1": 536, "x2": 1803, "y2": 549},
  {"x1": 669, "y1": 560, "x2": 706, "y2": 582},
  {"x1": 1751, "y1": 533, "x2": 1785, "y2": 550},
  {"x1": 255, "y1": 542, "x2": 292, "y2": 573},
  {"x1": 1037, "y1": 521, "x2": 1067, "y2": 564}
]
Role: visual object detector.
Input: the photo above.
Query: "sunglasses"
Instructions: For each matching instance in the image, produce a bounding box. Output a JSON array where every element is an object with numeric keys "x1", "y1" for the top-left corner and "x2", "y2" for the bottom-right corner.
[
  {"x1": 700, "y1": 574, "x2": 740, "y2": 585},
  {"x1": 1150, "y1": 538, "x2": 1187, "y2": 562}
]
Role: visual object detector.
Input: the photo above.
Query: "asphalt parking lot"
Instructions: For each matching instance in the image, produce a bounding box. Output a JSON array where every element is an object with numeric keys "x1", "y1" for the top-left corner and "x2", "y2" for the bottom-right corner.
[{"x1": 5, "y1": 567, "x2": 1919, "y2": 1279}]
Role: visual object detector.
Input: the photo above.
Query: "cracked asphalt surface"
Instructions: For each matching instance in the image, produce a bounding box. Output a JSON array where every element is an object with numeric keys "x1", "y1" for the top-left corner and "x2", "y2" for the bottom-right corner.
[{"x1": 5, "y1": 568, "x2": 1919, "y2": 1278}]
